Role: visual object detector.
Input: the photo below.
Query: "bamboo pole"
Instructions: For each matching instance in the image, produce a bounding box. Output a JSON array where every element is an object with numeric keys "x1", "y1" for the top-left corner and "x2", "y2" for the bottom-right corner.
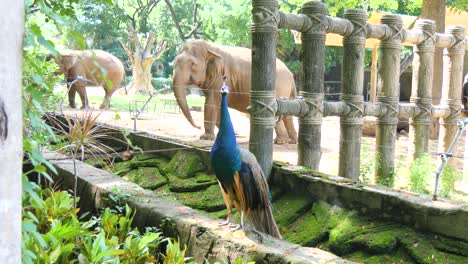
[
  {"x1": 338, "y1": 9, "x2": 367, "y2": 181},
  {"x1": 409, "y1": 20, "x2": 436, "y2": 159},
  {"x1": 438, "y1": 26, "x2": 466, "y2": 168},
  {"x1": 375, "y1": 15, "x2": 404, "y2": 186},
  {"x1": 297, "y1": 1, "x2": 327, "y2": 170},
  {"x1": 249, "y1": 0, "x2": 279, "y2": 178}
]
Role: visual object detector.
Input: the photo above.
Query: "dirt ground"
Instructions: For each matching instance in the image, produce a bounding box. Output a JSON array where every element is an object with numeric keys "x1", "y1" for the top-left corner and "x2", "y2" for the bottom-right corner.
[{"x1": 61, "y1": 88, "x2": 468, "y2": 197}]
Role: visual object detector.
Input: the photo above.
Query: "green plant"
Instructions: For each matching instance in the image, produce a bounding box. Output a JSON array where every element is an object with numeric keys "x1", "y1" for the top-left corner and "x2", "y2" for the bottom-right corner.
[
  {"x1": 409, "y1": 154, "x2": 434, "y2": 194},
  {"x1": 359, "y1": 144, "x2": 375, "y2": 184},
  {"x1": 51, "y1": 110, "x2": 117, "y2": 207},
  {"x1": 163, "y1": 239, "x2": 192, "y2": 264},
  {"x1": 439, "y1": 166, "x2": 462, "y2": 198}
]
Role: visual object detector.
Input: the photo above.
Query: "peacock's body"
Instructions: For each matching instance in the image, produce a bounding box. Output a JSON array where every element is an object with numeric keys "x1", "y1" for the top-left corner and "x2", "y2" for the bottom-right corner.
[{"x1": 210, "y1": 82, "x2": 281, "y2": 239}]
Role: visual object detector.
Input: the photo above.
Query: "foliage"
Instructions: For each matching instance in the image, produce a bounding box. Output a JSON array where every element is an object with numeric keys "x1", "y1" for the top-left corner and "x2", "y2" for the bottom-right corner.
[
  {"x1": 22, "y1": 186, "x2": 166, "y2": 263},
  {"x1": 439, "y1": 165, "x2": 462, "y2": 198},
  {"x1": 359, "y1": 144, "x2": 375, "y2": 184},
  {"x1": 50, "y1": 110, "x2": 117, "y2": 207},
  {"x1": 74, "y1": 0, "x2": 128, "y2": 60},
  {"x1": 408, "y1": 154, "x2": 434, "y2": 194}
]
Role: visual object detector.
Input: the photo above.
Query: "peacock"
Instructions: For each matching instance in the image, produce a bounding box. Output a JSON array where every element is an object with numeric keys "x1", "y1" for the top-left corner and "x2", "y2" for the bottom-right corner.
[{"x1": 210, "y1": 81, "x2": 282, "y2": 239}]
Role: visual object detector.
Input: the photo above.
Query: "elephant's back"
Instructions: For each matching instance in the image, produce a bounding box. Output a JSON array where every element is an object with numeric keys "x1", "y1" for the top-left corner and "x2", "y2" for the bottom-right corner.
[{"x1": 83, "y1": 50, "x2": 124, "y2": 74}]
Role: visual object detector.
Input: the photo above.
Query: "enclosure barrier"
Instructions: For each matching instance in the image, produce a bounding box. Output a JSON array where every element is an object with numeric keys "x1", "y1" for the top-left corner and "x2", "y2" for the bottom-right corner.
[{"x1": 250, "y1": 0, "x2": 468, "y2": 183}]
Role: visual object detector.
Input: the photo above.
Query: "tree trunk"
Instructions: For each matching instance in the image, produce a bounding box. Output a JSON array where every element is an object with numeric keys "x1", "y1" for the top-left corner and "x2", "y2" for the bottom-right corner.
[
  {"x1": 421, "y1": 0, "x2": 446, "y2": 139},
  {"x1": 127, "y1": 56, "x2": 155, "y2": 94},
  {"x1": 119, "y1": 26, "x2": 167, "y2": 94},
  {"x1": 0, "y1": 2, "x2": 24, "y2": 263}
]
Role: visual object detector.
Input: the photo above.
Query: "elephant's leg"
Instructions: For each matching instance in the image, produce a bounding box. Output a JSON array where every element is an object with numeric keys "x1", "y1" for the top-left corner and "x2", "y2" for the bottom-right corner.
[
  {"x1": 200, "y1": 92, "x2": 219, "y2": 140},
  {"x1": 283, "y1": 115, "x2": 298, "y2": 144},
  {"x1": 75, "y1": 85, "x2": 89, "y2": 109},
  {"x1": 274, "y1": 117, "x2": 290, "y2": 145},
  {"x1": 68, "y1": 85, "x2": 77, "y2": 109},
  {"x1": 100, "y1": 86, "x2": 116, "y2": 110}
]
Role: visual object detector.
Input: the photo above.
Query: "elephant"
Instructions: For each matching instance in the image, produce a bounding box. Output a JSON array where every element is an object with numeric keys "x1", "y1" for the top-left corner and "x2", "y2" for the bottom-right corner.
[
  {"x1": 52, "y1": 50, "x2": 125, "y2": 109},
  {"x1": 172, "y1": 39, "x2": 297, "y2": 144}
]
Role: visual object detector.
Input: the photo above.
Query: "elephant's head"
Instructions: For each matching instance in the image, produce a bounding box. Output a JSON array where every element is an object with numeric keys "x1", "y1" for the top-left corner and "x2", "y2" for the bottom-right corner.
[
  {"x1": 172, "y1": 40, "x2": 224, "y2": 129},
  {"x1": 51, "y1": 51, "x2": 79, "y2": 79}
]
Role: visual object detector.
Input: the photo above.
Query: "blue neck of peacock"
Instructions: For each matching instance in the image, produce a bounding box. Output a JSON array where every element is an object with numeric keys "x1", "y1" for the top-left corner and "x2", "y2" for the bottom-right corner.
[{"x1": 216, "y1": 93, "x2": 237, "y2": 146}]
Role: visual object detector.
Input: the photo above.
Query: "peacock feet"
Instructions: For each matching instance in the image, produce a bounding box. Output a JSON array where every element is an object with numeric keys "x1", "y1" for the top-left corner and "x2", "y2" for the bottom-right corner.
[
  {"x1": 219, "y1": 215, "x2": 232, "y2": 227},
  {"x1": 230, "y1": 224, "x2": 242, "y2": 232}
]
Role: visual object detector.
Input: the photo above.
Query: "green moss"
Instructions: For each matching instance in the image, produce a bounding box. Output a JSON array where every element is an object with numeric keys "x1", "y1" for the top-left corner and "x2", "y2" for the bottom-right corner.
[
  {"x1": 282, "y1": 210, "x2": 328, "y2": 246},
  {"x1": 131, "y1": 153, "x2": 162, "y2": 161},
  {"x1": 176, "y1": 185, "x2": 225, "y2": 212},
  {"x1": 328, "y1": 212, "x2": 401, "y2": 255},
  {"x1": 194, "y1": 173, "x2": 217, "y2": 183},
  {"x1": 164, "y1": 151, "x2": 206, "y2": 179},
  {"x1": 111, "y1": 161, "x2": 132, "y2": 175},
  {"x1": 273, "y1": 193, "x2": 313, "y2": 228},
  {"x1": 282, "y1": 201, "x2": 350, "y2": 247},
  {"x1": 345, "y1": 248, "x2": 416, "y2": 264},
  {"x1": 433, "y1": 236, "x2": 468, "y2": 257},
  {"x1": 123, "y1": 167, "x2": 167, "y2": 190},
  {"x1": 168, "y1": 173, "x2": 216, "y2": 193},
  {"x1": 128, "y1": 158, "x2": 169, "y2": 170},
  {"x1": 400, "y1": 232, "x2": 468, "y2": 264}
]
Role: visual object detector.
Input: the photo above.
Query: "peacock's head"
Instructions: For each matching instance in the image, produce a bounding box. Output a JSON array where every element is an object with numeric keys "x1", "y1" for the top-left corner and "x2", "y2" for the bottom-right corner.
[{"x1": 221, "y1": 76, "x2": 229, "y2": 95}]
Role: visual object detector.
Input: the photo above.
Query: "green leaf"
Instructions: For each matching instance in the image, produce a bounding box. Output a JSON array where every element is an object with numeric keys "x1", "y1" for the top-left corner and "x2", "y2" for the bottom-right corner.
[
  {"x1": 34, "y1": 165, "x2": 47, "y2": 173},
  {"x1": 49, "y1": 245, "x2": 62, "y2": 263},
  {"x1": 138, "y1": 232, "x2": 160, "y2": 250}
]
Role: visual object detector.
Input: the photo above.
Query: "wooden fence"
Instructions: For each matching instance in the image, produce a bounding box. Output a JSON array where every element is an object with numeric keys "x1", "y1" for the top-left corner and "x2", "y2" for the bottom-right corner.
[{"x1": 249, "y1": 0, "x2": 468, "y2": 185}]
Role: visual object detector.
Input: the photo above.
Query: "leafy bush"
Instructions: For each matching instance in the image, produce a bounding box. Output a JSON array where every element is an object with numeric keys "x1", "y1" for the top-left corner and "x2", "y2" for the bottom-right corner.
[
  {"x1": 439, "y1": 166, "x2": 462, "y2": 198},
  {"x1": 409, "y1": 154, "x2": 434, "y2": 194},
  {"x1": 22, "y1": 186, "x2": 164, "y2": 263},
  {"x1": 152, "y1": 77, "x2": 172, "y2": 90}
]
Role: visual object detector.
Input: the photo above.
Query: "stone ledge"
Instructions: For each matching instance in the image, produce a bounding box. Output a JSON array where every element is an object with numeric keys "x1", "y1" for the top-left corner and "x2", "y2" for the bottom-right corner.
[
  {"x1": 44, "y1": 151, "x2": 347, "y2": 264},
  {"x1": 272, "y1": 164, "x2": 468, "y2": 242}
]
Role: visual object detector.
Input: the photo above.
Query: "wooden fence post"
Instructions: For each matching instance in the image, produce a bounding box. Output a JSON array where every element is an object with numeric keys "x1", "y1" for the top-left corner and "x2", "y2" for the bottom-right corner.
[
  {"x1": 338, "y1": 9, "x2": 367, "y2": 180},
  {"x1": 409, "y1": 20, "x2": 436, "y2": 159},
  {"x1": 375, "y1": 15, "x2": 403, "y2": 186},
  {"x1": 297, "y1": 1, "x2": 327, "y2": 170},
  {"x1": 249, "y1": 0, "x2": 279, "y2": 178},
  {"x1": 439, "y1": 26, "x2": 465, "y2": 167}
]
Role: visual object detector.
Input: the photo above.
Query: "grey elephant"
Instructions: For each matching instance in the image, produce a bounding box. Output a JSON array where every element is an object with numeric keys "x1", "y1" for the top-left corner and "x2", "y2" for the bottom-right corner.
[
  {"x1": 172, "y1": 39, "x2": 297, "y2": 144},
  {"x1": 52, "y1": 50, "x2": 125, "y2": 109}
]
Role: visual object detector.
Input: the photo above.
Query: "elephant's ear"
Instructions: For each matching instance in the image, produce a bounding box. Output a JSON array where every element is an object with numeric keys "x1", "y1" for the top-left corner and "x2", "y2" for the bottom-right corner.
[
  {"x1": 206, "y1": 50, "x2": 224, "y2": 78},
  {"x1": 61, "y1": 54, "x2": 78, "y2": 72}
]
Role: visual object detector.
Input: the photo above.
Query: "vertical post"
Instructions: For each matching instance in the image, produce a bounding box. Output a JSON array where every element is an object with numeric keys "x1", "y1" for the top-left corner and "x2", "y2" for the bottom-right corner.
[
  {"x1": 338, "y1": 9, "x2": 367, "y2": 180},
  {"x1": 409, "y1": 20, "x2": 436, "y2": 159},
  {"x1": 370, "y1": 44, "x2": 378, "y2": 104},
  {"x1": 250, "y1": 0, "x2": 279, "y2": 178},
  {"x1": 0, "y1": 1, "x2": 24, "y2": 263},
  {"x1": 439, "y1": 26, "x2": 465, "y2": 167},
  {"x1": 297, "y1": 1, "x2": 327, "y2": 170},
  {"x1": 375, "y1": 15, "x2": 403, "y2": 186}
]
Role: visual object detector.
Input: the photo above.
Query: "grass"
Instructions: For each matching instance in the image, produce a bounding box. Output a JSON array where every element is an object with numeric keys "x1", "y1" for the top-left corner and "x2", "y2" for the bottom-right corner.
[{"x1": 86, "y1": 93, "x2": 205, "y2": 113}]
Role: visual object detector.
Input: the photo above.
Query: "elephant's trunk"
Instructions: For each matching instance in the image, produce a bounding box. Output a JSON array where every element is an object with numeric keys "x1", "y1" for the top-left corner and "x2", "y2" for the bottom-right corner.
[{"x1": 173, "y1": 76, "x2": 201, "y2": 129}]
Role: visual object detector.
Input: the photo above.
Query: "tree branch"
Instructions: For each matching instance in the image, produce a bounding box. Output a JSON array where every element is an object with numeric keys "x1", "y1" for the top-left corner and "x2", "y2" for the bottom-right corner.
[
  {"x1": 163, "y1": 0, "x2": 186, "y2": 41},
  {"x1": 151, "y1": 40, "x2": 168, "y2": 60},
  {"x1": 184, "y1": 20, "x2": 202, "y2": 39},
  {"x1": 118, "y1": 38, "x2": 134, "y2": 64}
]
